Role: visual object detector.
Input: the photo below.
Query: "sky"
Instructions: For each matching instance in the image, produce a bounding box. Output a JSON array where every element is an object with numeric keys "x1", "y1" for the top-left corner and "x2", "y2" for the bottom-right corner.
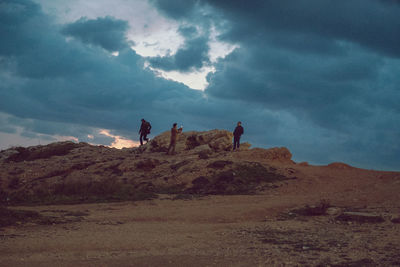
[{"x1": 0, "y1": 0, "x2": 399, "y2": 171}]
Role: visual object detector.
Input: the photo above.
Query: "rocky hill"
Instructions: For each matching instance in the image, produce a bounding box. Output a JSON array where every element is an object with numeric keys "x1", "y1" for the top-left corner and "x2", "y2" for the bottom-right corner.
[
  {"x1": 0, "y1": 129, "x2": 295, "y2": 204},
  {"x1": 0, "y1": 129, "x2": 399, "y2": 207}
]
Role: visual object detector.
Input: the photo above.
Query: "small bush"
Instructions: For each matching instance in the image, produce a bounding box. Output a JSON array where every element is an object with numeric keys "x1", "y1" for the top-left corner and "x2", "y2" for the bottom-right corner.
[
  {"x1": 293, "y1": 199, "x2": 331, "y2": 216},
  {"x1": 186, "y1": 135, "x2": 201, "y2": 150},
  {"x1": 207, "y1": 160, "x2": 233, "y2": 169},
  {"x1": 7, "y1": 180, "x2": 157, "y2": 205},
  {"x1": 8, "y1": 177, "x2": 20, "y2": 189},
  {"x1": 0, "y1": 206, "x2": 41, "y2": 227}
]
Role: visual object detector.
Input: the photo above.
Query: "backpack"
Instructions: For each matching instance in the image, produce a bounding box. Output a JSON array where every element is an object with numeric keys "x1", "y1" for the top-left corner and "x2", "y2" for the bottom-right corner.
[{"x1": 145, "y1": 122, "x2": 151, "y2": 134}]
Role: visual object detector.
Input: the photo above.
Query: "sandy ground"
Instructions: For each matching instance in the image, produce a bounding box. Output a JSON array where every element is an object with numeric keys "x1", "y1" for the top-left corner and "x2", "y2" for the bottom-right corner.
[{"x1": 1, "y1": 165, "x2": 400, "y2": 266}]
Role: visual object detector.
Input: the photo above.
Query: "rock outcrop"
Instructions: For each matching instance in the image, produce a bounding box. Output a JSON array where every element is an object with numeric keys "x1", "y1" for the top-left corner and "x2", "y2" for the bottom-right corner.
[{"x1": 146, "y1": 129, "x2": 234, "y2": 153}]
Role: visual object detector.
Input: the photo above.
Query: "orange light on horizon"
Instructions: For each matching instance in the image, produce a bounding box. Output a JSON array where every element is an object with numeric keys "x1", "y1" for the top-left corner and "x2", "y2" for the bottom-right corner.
[{"x1": 99, "y1": 129, "x2": 139, "y2": 149}]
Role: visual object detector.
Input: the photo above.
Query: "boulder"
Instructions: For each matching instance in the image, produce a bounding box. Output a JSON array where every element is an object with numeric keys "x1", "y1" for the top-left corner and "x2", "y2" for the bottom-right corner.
[
  {"x1": 250, "y1": 147, "x2": 293, "y2": 163},
  {"x1": 390, "y1": 216, "x2": 400, "y2": 224},
  {"x1": 148, "y1": 129, "x2": 234, "y2": 154},
  {"x1": 336, "y1": 212, "x2": 385, "y2": 223},
  {"x1": 298, "y1": 162, "x2": 309, "y2": 167},
  {"x1": 327, "y1": 162, "x2": 354, "y2": 169},
  {"x1": 239, "y1": 142, "x2": 251, "y2": 150}
]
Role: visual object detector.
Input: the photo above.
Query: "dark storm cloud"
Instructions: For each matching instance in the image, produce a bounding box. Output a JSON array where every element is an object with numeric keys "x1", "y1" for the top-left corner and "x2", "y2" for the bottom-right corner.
[
  {"x1": 149, "y1": 0, "x2": 198, "y2": 19},
  {"x1": 208, "y1": 0, "x2": 400, "y2": 58},
  {"x1": 152, "y1": 0, "x2": 400, "y2": 57},
  {"x1": 148, "y1": 25, "x2": 210, "y2": 72},
  {"x1": 148, "y1": 0, "x2": 400, "y2": 170},
  {"x1": 61, "y1": 16, "x2": 131, "y2": 52}
]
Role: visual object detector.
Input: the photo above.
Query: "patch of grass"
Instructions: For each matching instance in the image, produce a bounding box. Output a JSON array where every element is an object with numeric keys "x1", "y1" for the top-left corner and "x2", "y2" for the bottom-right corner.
[
  {"x1": 157, "y1": 183, "x2": 186, "y2": 194},
  {"x1": 0, "y1": 206, "x2": 41, "y2": 227},
  {"x1": 7, "y1": 180, "x2": 157, "y2": 206},
  {"x1": 188, "y1": 162, "x2": 287, "y2": 195},
  {"x1": 135, "y1": 159, "x2": 159, "y2": 171},
  {"x1": 170, "y1": 160, "x2": 191, "y2": 171},
  {"x1": 172, "y1": 194, "x2": 203, "y2": 201},
  {"x1": 207, "y1": 160, "x2": 233, "y2": 169},
  {"x1": 186, "y1": 135, "x2": 201, "y2": 150}
]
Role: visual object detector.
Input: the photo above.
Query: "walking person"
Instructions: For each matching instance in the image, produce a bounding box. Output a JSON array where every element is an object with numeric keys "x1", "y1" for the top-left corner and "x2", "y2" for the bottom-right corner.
[
  {"x1": 233, "y1": 121, "x2": 244, "y2": 151},
  {"x1": 167, "y1": 123, "x2": 183, "y2": 155},
  {"x1": 139, "y1": 119, "x2": 151, "y2": 146}
]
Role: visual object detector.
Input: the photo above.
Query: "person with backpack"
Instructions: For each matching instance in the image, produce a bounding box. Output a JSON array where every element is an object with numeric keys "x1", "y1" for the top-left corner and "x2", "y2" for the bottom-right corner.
[
  {"x1": 233, "y1": 121, "x2": 244, "y2": 151},
  {"x1": 139, "y1": 119, "x2": 151, "y2": 146}
]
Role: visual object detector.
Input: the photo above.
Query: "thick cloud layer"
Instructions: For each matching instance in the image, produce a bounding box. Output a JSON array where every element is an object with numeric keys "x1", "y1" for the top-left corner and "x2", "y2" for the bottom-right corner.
[
  {"x1": 148, "y1": 25, "x2": 210, "y2": 72},
  {"x1": 0, "y1": 0, "x2": 399, "y2": 170},
  {"x1": 61, "y1": 16, "x2": 131, "y2": 52}
]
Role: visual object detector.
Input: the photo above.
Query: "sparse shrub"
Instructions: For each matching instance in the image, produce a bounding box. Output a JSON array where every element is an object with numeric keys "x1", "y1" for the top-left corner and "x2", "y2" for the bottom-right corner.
[
  {"x1": 157, "y1": 183, "x2": 186, "y2": 194},
  {"x1": 172, "y1": 194, "x2": 202, "y2": 200},
  {"x1": 135, "y1": 159, "x2": 159, "y2": 171},
  {"x1": 8, "y1": 177, "x2": 20, "y2": 189},
  {"x1": 198, "y1": 150, "x2": 211, "y2": 159},
  {"x1": 0, "y1": 206, "x2": 41, "y2": 227},
  {"x1": 7, "y1": 179, "x2": 157, "y2": 205},
  {"x1": 187, "y1": 162, "x2": 287, "y2": 195},
  {"x1": 293, "y1": 199, "x2": 331, "y2": 216},
  {"x1": 149, "y1": 140, "x2": 167, "y2": 152},
  {"x1": 186, "y1": 135, "x2": 201, "y2": 150},
  {"x1": 207, "y1": 160, "x2": 233, "y2": 169},
  {"x1": 170, "y1": 160, "x2": 190, "y2": 171}
]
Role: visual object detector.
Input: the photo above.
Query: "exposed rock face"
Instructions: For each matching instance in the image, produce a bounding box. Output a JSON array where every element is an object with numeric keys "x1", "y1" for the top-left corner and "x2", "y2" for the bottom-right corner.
[
  {"x1": 249, "y1": 147, "x2": 293, "y2": 163},
  {"x1": 327, "y1": 162, "x2": 354, "y2": 169},
  {"x1": 3, "y1": 142, "x2": 84, "y2": 163},
  {"x1": 146, "y1": 129, "x2": 234, "y2": 153}
]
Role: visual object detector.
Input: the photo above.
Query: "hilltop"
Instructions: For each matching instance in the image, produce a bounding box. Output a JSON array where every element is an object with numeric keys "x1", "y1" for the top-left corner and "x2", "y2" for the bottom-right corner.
[
  {"x1": 0, "y1": 129, "x2": 296, "y2": 204},
  {"x1": 1, "y1": 129, "x2": 398, "y2": 206}
]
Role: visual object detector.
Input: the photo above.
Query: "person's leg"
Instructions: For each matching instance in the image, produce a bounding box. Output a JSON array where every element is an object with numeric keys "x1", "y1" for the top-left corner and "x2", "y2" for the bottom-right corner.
[
  {"x1": 140, "y1": 134, "x2": 144, "y2": 146},
  {"x1": 143, "y1": 133, "x2": 148, "y2": 143},
  {"x1": 237, "y1": 136, "x2": 241, "y2": 149},
  {"x1": 167, "y1": 142, "x2": 172, "y2": 154},
  {"x1": 171, "y1": 142, "x2": 176, "y2": 154},
  {"x1": 233, "y1": 136, "x2": 238, "y2": 150}
]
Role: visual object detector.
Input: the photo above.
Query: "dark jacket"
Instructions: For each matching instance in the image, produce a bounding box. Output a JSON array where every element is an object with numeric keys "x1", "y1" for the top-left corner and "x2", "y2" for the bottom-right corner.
[
  {"x1": 139, "y1": 121, "x2": 151, "y2": 134},
  {"x1": 233, "y1": 125, "x2": 244, "y2": 137}
]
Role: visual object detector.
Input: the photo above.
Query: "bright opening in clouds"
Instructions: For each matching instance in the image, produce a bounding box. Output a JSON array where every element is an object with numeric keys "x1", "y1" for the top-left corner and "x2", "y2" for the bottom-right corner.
[
  {"x1": 1, "y1": 0, "x2": 399, "y2": 170},
  {"x1": 99, "y1": 129, "x2": 139, "y2": 149}
]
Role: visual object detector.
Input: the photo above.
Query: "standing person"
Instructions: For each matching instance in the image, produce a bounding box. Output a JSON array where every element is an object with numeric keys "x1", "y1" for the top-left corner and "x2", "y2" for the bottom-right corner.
[
  {"x1": 139, "y1": 119, "x2": 151, "y2": 146},
  {"x1": 233, "y1": 121, "x2": 244, "y2": 151},
  {"x1": 167, "y1": 123, "x2": 183, "y2": 155}
]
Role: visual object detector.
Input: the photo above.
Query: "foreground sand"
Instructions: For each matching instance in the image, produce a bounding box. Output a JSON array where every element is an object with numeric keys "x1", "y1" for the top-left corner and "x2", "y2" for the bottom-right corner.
[{"x1": 1, "y1": 186, "x2": 400, "y2": 266}]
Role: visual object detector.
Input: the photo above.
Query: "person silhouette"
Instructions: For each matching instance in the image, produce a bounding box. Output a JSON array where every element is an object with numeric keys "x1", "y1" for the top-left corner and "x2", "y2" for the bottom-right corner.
[
  {"x1": 233, "y1": 121, "x2": 244, "y2": 151},
  {"x1": 166, "y1": 123, "x2": 183, "y2": 155},
  {"x1": 139, "y1": 119, "x2": 151, "y2": 146}
]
